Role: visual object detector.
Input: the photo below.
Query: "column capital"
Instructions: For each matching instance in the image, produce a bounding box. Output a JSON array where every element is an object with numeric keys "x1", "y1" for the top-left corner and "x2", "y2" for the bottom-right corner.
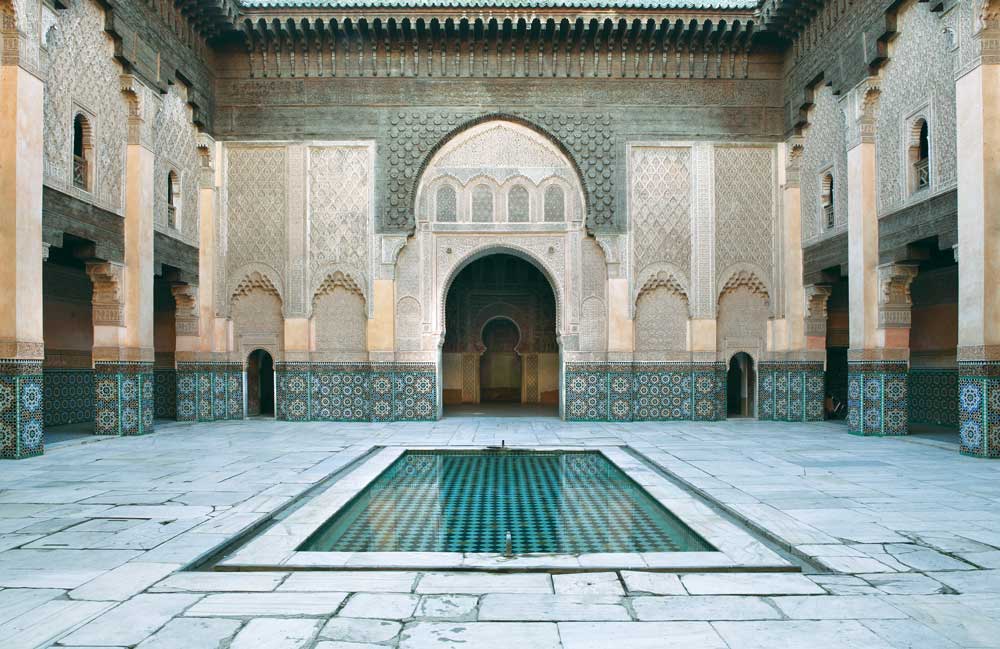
[
  {"x1": 171, "y1": 283, "x2": 200, "y2": 337},
  {"x1": 197, "y1": 133, "x2": 216, "y2": 189},
  {"x1": 85, "y1": 261, "x2": 126, "y2": 327},
  {"x1": 784, "y1": 138, "x2": 804, "y2": 188},
  {"x1": 877, "y1": 262, "x2": 919, "y2": 329},
  {"x1": 804, "y1": 284, "x2": 832, "y2": 338},
  {"x1": 119, "y1": 74, "x2": 156, "y2": 148},
  {"x1": 848, "y1": 79, "x2": 881, "y2": 148}
]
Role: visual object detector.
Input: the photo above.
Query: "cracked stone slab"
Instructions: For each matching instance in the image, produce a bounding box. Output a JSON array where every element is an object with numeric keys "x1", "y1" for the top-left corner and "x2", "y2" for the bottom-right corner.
[
  {"x1": 320, "y1": 617, "x2": 402, "y2": 643},
  {"x1": 185, "y1": 592, "x2": 347, "y2": 617},
  {"x1": 558, "y1": 621, "x2": 728, "y2": 649},
  {"x1": 133, "y1": 616, "x2": 241, "y2": 649},
  {"x1": 339, "y1": 593, "x2": 421, "y2": 619},
  {"x1": 400, "y1": 622, "x2": 560, "y2": 649},
  {"x1": 59, "y1": 594, "x2": 201, "y2": 647},
  {"x1": 415, "y1": 595, "x2": 478, "y2": 620},
  {"x1": 681, "y1": 573, "x2": 825, "y2": 596},
  {"x1": 279, "y1": 571, "x2": 417, "y2": 593},
  {"x1": 632, "y1": 596, "x2": 781, "y2": 621},
  {"x1": 151, "y1": 572, "x2": 287, "y2": 593},
  {"x1": 479, "y1": 593, "x2": 629, "y2": 621},
  {"x1": 416, "y1": 572, "x2": 552, "y2": 594},
  {"x1": 621, "y1": 571, "x2": 686, "y2": 595},
  {"x1": 712, "y1": 620, "x2": 896, "y2": 649},
  {"x1": 229, "y1": 618, "x2": 320, "y2": 649},
  {"x1": 771, "y1": 595, "x2": 908, "y2": 620},
  {"x1": 553, "y1": 572, "x2": 624, "y2": 595}
]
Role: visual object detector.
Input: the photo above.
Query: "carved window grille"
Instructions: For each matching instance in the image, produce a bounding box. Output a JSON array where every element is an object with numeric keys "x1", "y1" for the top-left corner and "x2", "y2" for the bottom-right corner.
[
  {"x1": 908, "y1": 118, "x2": 930, "y2": 195},
  {"x1": 166, "y1": 170, "x2": 181, "y2": 229},
  {"x1": 72, "y1": 113, "x2": 93, "y2": 192},
  {"x1": 436, "y1": 185, "x2": 457, "y2": 222},
  {"x1": 820, "y1": 172, "x2": 834, "y2": 230},
  {"x1": 543, "y1": 185, "x2": 565, "y2": 222},
  {"x1": 507, "y1": 185, "x2": 530, "y2": 222},
  {"x1": 471, "y1": 184, "x2": 494, "y2": 222}
]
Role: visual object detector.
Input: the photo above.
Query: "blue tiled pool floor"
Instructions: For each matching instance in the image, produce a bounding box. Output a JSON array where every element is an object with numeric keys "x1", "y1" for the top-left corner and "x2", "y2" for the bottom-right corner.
[{"x1": 300, "y1": 450, "x2": 712, "y2": 554}]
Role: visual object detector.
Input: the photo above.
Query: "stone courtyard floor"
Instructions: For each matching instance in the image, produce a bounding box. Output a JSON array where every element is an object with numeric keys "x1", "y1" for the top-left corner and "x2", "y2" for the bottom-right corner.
[{"x1": 2, "y1": 415, "x2": 999, "y2": 648}]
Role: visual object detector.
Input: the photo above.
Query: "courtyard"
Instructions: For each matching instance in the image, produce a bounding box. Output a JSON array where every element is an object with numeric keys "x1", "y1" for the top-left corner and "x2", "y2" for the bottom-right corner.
[{"x1": 1, "y1": 415, "x2": 998, "y2": 648}]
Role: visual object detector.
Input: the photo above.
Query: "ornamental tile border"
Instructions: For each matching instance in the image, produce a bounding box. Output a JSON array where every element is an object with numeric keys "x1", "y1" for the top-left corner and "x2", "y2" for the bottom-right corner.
[
  {"x1": 757, "y1": 362, "x2": 824, "y2": 422},
  {"x1": 958, "y1": 361, "x2": 1000, "y2": 458},
  {"x1": 43, "y1": 368, "x2": 94, "y2": 427},
  {"x1": 274, "y1": 362, "x2": 437, "y2": 422},
  {"x1": 93, "y1": 361, "x2": 154, "y2": 437},
  {"x1": 176, "y1": 362, "x2": 244, "y2": 423},
  {"x1": 847, "y1": 360, "x2": 908, "y2": 437},
  {"x1": 565, "y1": 361, "x2": 726, "y2": 422},
  {"x1": 0, "y1": 360, "x2": 44, "y2": 459}
]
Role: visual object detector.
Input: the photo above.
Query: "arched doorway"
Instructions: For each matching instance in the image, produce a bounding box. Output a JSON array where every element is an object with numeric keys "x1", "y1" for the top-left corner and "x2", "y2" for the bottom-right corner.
[
  {"x1": 442, "y1": 253, "x2": 558, "y2": 416},
  {"x1": 727, "y1": 352, "x2": 756, "y2": 418},
  {"x1": 479, "y1": 318, "x2": 522, "y2": 403},
  {"x1": 247, "y1": 349, "x2": 274, "y2": 417}
]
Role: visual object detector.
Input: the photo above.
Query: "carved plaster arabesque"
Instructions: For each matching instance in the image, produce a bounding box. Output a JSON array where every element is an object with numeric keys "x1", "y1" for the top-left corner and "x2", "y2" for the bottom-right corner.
[
  {"x1": 804, "y1": 284, "x2": 833, "y2": 338},
  {"x1": 153, "y1": 84, "x2": 200, "y2": 246},
  {"x1": 171, "y1": 284, "x2": 200, "y2": 337},
  {"x1": 690, "y1": 143, "x2": 716, "y2": 318},
  {"x1": 384, "y1": 111, "x2": 614, "y2": 232},
  {"x1": 42, "y1": 0, "x2": 127, "y2": 214},
  {"x1": 877, "y1": 262, "x2": 919, "y2": 329},
  {"x1": 85, "y1": 260, "x2": 125, "y2": 327},
  {"x1": 628, "y1": 145, "x2": 691, "y2": 282},
  {"x1": 800, "y1": 85, "x2": 849, "y2": 242}
]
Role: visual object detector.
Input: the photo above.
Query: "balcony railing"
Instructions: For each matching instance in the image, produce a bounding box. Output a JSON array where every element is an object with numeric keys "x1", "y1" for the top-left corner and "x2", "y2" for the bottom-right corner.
[
  {"x1": 914, "y1": 158, "x2": 929, "y2": 191},
  {"x1": 73, "y1": 155, "x2": 88, "y2": 190},
  {"x1": 823, "y1": 203, "x2": 834, "y2": 230}
]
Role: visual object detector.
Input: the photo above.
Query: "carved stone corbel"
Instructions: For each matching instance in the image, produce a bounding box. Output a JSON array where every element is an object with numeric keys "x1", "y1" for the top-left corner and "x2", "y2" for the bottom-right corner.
[
  {"x1": 171, "y1": 284, "x2": 200, "y2": 337},
  {"x1": 85, "y1": 261, "x2": 126, "y2": 327},
  {"x1": 877, "y1": 263, "x2": 919, "y2": 329},
  {"x1": 803, "y1": 284, "x2": 832, "y2": 338}
]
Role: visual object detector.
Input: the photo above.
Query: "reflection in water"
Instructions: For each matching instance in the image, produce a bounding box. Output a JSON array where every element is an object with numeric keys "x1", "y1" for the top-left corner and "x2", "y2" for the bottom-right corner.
[{"x1": 301, "y1": 451, "x2": 712, "y2": 554}]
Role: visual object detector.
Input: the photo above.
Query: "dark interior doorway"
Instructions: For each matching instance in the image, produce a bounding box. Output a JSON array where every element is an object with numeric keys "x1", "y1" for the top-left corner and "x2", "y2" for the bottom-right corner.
[
  {"x1": 247, "y1": 349, "x2": 274, "y2": 417},
  {"x1": 727, "y1": 352, "x2": 756, "y2": 417}
]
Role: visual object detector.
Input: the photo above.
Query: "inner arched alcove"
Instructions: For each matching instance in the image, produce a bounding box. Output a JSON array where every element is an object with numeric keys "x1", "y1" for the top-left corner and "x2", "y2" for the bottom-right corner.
[{"x1": 416, "y1": 120, "x2": 584, "y2": 226}]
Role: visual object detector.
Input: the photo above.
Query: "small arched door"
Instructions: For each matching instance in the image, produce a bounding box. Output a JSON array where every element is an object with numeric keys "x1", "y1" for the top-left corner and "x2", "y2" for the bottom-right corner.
[
  {"x1": 247, "y1": 349, "x2": 274, "y2": 417},
  {"x1": 479, "y1": 318, "x2": 522, "y2": 403},
  {"x1": 727, "y1": 352, "x2": 756, "y2": 418}
]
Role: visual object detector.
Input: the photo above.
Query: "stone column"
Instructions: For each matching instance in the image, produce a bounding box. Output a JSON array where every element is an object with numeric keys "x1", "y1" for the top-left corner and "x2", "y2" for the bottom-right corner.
[
  {"x1": 760, "y1": 140, "x2": 826, "y2": 422},
  {"x1": 89, "y1": 76, "x2": 156, "y2": 436},
  {"x1": 0, "y1": 9, "x2": 44, "y2": 457},
  {"x1": 956, "y1": 5, "x2": 1000, "y2": 457},
  {"x1": 844, "y1": 81, "x2": 910, "y2": 436}
]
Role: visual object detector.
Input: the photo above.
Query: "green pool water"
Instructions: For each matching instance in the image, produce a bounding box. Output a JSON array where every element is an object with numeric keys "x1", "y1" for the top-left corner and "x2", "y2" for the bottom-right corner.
[{"x1": 299, "y1": 450, "x2": 713, "y2": 554}]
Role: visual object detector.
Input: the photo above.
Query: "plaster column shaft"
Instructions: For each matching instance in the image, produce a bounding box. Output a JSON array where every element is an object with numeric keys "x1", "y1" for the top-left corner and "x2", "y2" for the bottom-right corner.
[
  {"x1": 0, "y1": 32, "x2": 45, "y2": 458},
  {"x1": 956, "y1": 18, "x2": 1000, "y2": 457},
  {"x1": 91, "y1": 76, "x2": 156, "y2": 436},
  {"x1": 368, "y1": 279, "x2": 395, "y2": 354},
  {"x1": 607, "y1": 277, "x2": 633, "y2": 353},
  {"x1": 844, "y1": 83, "x2": 911, "y2": 436}
]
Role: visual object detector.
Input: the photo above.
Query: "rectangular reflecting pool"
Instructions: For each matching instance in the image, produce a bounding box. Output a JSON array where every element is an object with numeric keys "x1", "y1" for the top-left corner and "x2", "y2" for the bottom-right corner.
[{"x1": 299, "y1": 450, "x2": 713, "y2": 554}]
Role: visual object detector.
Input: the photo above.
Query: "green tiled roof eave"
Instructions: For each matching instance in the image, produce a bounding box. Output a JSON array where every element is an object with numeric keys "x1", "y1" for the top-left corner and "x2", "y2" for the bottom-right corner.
[{"x1": 239, "y1": 0, "x2": 760, "y2": 10}]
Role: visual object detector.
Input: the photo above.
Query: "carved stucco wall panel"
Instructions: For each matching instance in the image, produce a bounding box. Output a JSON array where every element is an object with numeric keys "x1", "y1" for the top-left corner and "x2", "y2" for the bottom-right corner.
[
  {"x1": 717, "y1": 286, "x2": 769, "y2": 363},
  {"x1": 42, "y1": 0, "x2": 127, "y2": 214},
  {"x1": 313, "y1": 287, "x2": 366, "y2": 356},
  {"x1": 232, "y1": 288, "x2": 284, "y2": 361},
  {"x1": 153, "y1": 85, "x2": 200, "y2": 246},
  {"x1": 629, "y1": 145, "x2": 691, "y2": 280},
  {"x1": 801, "y1": 85, "x2": 849, "y2": 243},
  {"x1": 384, "y1": 111, "x2": 614, "y2": 232},
  {"x1": 308, "y1": 144, "x2": 373, "y2": 310},
  {"x1": 635, "y1": 288, "x2": 689, "y2": 356},
  {"x1": 714, "y1": 145, "x2": 776, "y2": 300},
  {"x1": 579, "y1": 237, "x2": 608, "y2": 353},
  {"x1": 876, "y1": 0, "x2": 958, "y2": 214},
  {"x1": 224, "y1": 145, "x2": 287, "y2": 311}
]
